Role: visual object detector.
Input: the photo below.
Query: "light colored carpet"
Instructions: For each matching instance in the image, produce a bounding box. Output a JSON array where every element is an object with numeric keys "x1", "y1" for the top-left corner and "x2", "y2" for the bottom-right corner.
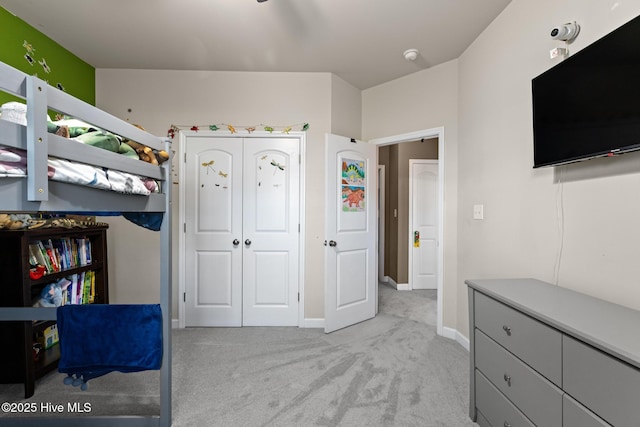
[{"x1": 0, "y1": 284, "x2": 474, "y2": 426}]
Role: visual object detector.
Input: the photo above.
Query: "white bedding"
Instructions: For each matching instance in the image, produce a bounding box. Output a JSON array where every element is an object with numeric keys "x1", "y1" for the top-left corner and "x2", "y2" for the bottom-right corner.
[{"x1": 0, "y1": 146, "x2": 157, "y2": 195}]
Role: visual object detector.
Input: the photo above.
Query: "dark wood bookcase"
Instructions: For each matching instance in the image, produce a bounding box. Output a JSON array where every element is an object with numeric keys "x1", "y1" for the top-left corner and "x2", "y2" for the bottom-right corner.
[{"x1": 0, "y1": 225, "x2": 108, "y2": 398}]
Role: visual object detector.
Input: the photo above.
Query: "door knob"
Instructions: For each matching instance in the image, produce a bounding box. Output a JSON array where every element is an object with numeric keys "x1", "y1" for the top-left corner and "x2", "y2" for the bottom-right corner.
[
  {"x1": 233, "y1": 239, "x2": 240, "y2": 245},
  {"x1": 245, "y1": 239, "x2": 252, "y2": 246},
  {"x1": 329, "y1": 240, "x2": 337, "y2": 247}
]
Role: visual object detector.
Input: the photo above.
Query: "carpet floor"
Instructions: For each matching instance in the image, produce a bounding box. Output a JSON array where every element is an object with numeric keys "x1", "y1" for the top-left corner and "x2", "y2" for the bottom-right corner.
[{"x1": 0, "y1": 283, "x2": 475, "y2": 426}]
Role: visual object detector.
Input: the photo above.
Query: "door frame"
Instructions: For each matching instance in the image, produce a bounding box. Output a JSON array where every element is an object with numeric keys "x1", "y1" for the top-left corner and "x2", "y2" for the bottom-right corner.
[
  {"x1": 177, "y1": 130, "x2": 306, "y2": 328},
  {"x1": 371, "y1": 127, "x2": 444, "y2": 336},
  {"x1": 377, "y1": 165, "x2": 386, "y2": 285},
  {"x1": 408, "y1": 159, "x2": 439, "y2": 291}
]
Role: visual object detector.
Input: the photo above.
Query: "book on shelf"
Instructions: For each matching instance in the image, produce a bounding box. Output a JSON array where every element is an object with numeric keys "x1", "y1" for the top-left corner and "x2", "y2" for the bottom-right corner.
[
  {"x1": 63, "y1": 271, "x2": 95, "y2": 306},
  {"x1": 45, "y1": 239, "x2": 60, "y2": 272},
  {"x1": 35, "y1": 240, "x2": 54, "y2": 273},
  {"x1": 89, "y1": 271, "x2": 95, "y2": 303},
  {"x1": 29, "y1": 237, "x2": 93, "y2": 275},
  {"x1": 29, "y1": 243, "x2": 46, "y2": 269}
]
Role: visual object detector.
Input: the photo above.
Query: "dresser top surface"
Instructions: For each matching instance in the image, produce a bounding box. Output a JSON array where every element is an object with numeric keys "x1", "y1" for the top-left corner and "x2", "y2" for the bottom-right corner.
[{"x1": 466, "y1": 278, "x2": 640, "y2": 369}]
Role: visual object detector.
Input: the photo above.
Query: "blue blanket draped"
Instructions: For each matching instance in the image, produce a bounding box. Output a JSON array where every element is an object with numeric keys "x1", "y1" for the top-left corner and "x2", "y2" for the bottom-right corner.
[{"x1": 56, "y1": 304, "x2": 162, "y2": 390}]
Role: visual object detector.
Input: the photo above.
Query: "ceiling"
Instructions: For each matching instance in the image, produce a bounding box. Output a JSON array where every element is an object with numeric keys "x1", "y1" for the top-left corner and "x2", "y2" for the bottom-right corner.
[{"x1": 1, "y1": 0, "x2": 511, "y2": 90}]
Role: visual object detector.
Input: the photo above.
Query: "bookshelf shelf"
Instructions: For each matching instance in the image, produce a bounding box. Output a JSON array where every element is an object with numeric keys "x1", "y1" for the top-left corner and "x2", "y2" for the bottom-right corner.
[
  {"x1": 30, "y1": 261, "x2": 104, "y2": 287},
  {"x1": 0, "y1": 224, "x2": 109, "y2": 398}
]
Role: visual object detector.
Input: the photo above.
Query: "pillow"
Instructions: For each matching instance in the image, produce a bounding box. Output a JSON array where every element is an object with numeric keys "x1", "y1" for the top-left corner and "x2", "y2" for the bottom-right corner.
[
  {"x1": 75, "y1": 131, "x2": 121, "y2": 153},
  {"x1": 0, "y1": 147, "x2": 22, "y2": 162}
]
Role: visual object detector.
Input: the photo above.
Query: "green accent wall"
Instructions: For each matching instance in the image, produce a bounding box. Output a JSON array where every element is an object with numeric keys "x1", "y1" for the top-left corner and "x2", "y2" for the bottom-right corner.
[{"x1": 0, "y1": 7, "x2": 95, "y2": 106}]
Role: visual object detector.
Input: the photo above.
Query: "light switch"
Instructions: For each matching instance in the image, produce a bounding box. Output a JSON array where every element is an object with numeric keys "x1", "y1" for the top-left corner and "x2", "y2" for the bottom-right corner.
[{"x1": 473, "y1": 204, "x2": 484, "y2": 220}]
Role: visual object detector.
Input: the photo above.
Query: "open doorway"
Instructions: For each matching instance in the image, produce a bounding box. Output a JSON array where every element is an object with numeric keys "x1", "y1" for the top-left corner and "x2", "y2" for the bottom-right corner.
[{"x1": 372, "y1": 128, "x2": 444, "y2": 336}]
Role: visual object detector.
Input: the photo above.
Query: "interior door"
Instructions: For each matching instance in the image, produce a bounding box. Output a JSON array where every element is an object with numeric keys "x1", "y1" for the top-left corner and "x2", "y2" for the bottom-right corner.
[
  {"x1": 410, "y1": 160, "x2": 438, "y2": 290},
  {"x1": 185, "y1": 137, "x2": 243, "y2": 326},
  {"x1": 242, "y1": 138, "x2": 300, "y2": 326},
  {"x1": 325, "y1": 134, "x2": 377, "y2": 333}
]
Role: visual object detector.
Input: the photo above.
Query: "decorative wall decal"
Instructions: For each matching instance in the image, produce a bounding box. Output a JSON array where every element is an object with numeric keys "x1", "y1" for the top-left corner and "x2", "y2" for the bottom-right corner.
[
  {"x1": 38, "y1": 57, "x2": 51, "y2": 74},
  {"x1": 200, "y1": 159, "x2": 229, "y2": 190},
  {"x1": 3, "y1": 12, "x2": 92, "y2": 104},
  {"x1": 202, "y1": 160, "x2": 216, "y2": 173},
  {"x1": 341, "y1": 158, "x2": 366, "y2": 212},
  {"x1": 167, "y1": 122, "x2": 309, "y2": 138},
  {"x1": 257, "y1": 152, "x2": 286, "y2": 193},
  {"x1": 270, "y1": 160, "x2": 285, "y2": 174},
  {"x1": 22, "y1": 40, "x2": 35, "y2": 55}
]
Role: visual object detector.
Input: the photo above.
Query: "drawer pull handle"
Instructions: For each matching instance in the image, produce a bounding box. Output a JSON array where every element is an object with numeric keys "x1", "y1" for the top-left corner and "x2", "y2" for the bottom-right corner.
[
  {"x1": 502, "y1": 325, "x2": 512, "y2": 336},
  {"x1": 503, "y1": 373, "x2": 512, "y2": 386},
  {"x1": 504, "y1": 422, "x2": 511, "y2": 427}
]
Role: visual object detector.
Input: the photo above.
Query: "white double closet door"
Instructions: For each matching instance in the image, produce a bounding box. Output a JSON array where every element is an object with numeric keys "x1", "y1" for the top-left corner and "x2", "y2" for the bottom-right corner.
[{"x1": 184, "y1": 135, "x2": 300, "y2": 327}]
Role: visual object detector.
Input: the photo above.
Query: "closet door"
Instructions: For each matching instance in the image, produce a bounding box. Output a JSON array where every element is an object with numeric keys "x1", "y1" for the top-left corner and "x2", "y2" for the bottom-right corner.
[
  {"x1": 185, "y1": 137, "x2": 243, "y2": 327},
  {"x1": 184, "y1": 134, "x2": 300, "y2": 327},
  {"x1": 242, "y1": 138, "x2": 300, "y2": 326}
]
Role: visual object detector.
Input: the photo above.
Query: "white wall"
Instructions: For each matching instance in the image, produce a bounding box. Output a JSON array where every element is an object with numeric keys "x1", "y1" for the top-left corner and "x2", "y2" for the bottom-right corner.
[
  {"x1": 457, "y1": 0, "x2": 640, "y2": 336},
  {"x1": 96, "y1": 69, "x2": 333, "y2": 320},
  {"x1": 331, "y1": 74, "x2": 362, "y2": 140},
  {"x1": 362, "y1": 60, "x2": 459, "y2": 328},
  {"x1": 96, "y1": 0, "x2": 640, "y2": 337}
]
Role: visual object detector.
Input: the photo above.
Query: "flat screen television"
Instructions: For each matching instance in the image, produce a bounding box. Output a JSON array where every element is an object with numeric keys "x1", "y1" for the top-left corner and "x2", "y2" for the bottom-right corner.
[{"x1": 532, "y1": 14, "x2": 640, "y2": 168}]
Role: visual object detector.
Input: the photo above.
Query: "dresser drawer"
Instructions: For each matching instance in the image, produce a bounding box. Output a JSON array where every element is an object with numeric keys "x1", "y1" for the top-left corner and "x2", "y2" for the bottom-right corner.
[
  {"x1": 475, "y1": 369, "x2": 534, "y2": 427},
  {"x1": 563, "y1": 336, "x2": 640, "y2": 427},
  {"x1": 474, "y1": 291, "x2": 562, "y2": 385},
  {"x1": 563, "y1": 394, "x2": 610, "y2": 427},
  {"x1": 475, "y1": 329, "x2": 563, "y2": 427}
]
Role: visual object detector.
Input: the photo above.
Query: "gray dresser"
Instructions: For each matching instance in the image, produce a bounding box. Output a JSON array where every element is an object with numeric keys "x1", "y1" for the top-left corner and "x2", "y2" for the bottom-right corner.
[{"x1": 466, "y1": 278, "x2": 640, "y2": 427}]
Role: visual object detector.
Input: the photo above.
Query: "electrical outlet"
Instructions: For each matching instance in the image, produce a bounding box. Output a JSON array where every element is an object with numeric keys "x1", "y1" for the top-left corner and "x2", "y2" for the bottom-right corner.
[{"x1": 473, "y1": 204, "x2": 484, "y2": 220}]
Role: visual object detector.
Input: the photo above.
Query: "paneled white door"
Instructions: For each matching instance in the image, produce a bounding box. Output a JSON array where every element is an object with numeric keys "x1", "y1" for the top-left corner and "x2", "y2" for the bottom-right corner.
[
  {"x1": 184, "y1": 137, "x2": 242, "y2": 326},
  {"x1": 409, "y1": 160, "x2": 438, "y2": 290},
  {"x1": 184, "y1": 135, "x2": 299, "y2": 327},
  {"x1": 324, "y1": 134, "x2": 377, "y2": 333},
  {"x1": 242, "y1": 138, "x2": 300, "y2": 326}
]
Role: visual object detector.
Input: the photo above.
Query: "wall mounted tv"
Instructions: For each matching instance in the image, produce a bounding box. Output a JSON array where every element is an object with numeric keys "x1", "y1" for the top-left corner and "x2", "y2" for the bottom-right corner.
[{"x1": 532, "y1": 14, "x2": 640, "y2": 168}]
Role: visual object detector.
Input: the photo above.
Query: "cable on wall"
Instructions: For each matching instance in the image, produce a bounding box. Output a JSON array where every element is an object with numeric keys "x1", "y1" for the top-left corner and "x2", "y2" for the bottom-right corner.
[{"x1": 553, "y1": 166, "x2": 565, "y2": 285}]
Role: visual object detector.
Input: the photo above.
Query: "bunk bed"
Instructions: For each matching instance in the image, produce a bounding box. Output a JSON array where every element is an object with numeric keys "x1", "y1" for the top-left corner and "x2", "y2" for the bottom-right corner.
[{"x1": 0, "y1": 61, "x2": 172, "y2": 427}]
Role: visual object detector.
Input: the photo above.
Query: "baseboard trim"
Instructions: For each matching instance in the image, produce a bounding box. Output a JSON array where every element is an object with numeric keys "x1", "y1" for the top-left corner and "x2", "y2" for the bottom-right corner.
[
  {"x1": 301, "y1": 318, "x2": 324, "y2": 328},
  {"x1": 396, "y1": 283, "x2": 410, "y2": 291},
  {"x1": 173, "y1": 315, "x2": 470, "y2": 349},
  {"x1": 173, "y1": 318, "x2": 324, "y2": 329},
  {"x1": 442, "y1": 326, "x2": 470, "y2": 351}
]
